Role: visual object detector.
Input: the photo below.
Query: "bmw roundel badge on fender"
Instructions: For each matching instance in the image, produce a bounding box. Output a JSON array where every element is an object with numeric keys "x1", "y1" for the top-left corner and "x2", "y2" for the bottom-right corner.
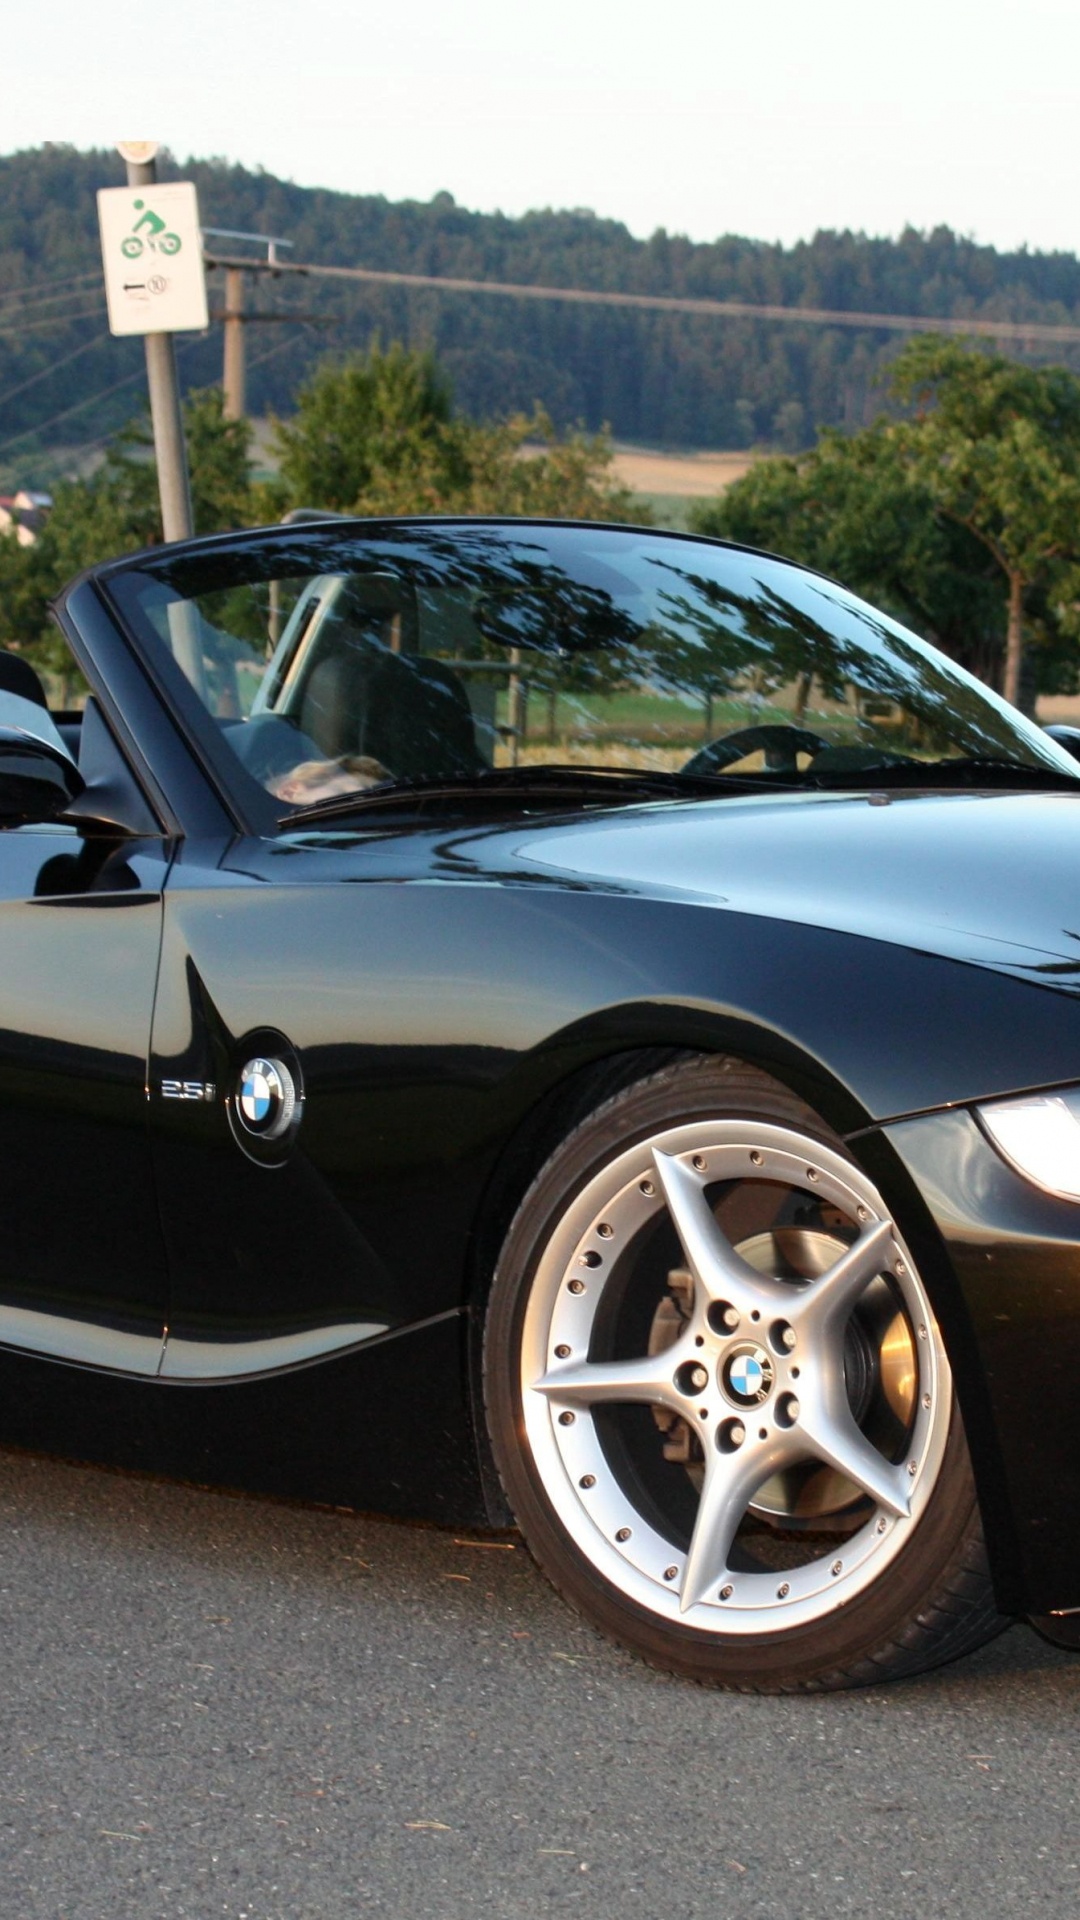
[
  {"x1": 236, "y1": 1056, "x2": 296, "y2": 1140},
  {"x1": 226, "y1": 1035, "x2": 304, "y2": 1164}
]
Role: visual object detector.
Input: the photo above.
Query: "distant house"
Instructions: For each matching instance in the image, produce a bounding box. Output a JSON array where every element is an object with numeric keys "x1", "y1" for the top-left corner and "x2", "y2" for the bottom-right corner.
[{"x1": 0, "y1": 489, "x2": 53, "y2": 547}]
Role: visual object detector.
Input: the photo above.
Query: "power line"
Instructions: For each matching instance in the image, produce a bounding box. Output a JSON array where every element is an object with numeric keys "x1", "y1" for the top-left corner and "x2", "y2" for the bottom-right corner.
[
  {"x1": 0, "y1": 302, "x2": 106, "y2": 342},
  {"x1": 0, "y1": 329, "x2": 112, "y2": 409},
  {"x1": 0, "y1": 354, "x2": 146, "y2": 456},
  {"x1": 0, "y1": 272, "x2": 102, "y2": 314},
  {"x1": 246, "y1": 329, "x2": 312, "y2": 372},
  {"x1": 204, "y1": 250, "x2": 1080, "y2": 348},
  {"x1": 0, "y1": 326, "x2": 309, "y2": 476},
  {"x1": 0, "y1": 284, "x2": 106, "y2": 329},
  {"x1": 0, "y1": 333, "x2": 208, "y2": 473}
]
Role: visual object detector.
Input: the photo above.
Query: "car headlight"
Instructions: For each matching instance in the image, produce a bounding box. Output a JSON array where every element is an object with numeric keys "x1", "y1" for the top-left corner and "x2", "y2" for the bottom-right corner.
[{"x1": 977, "y1": 1090, "x2": 1080, "y2": 1201}]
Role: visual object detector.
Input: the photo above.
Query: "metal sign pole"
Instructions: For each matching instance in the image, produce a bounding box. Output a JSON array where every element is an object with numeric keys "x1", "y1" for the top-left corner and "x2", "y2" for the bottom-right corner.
[{"x1": 121, "y1": 150, "x2": 194, "y2": 543}]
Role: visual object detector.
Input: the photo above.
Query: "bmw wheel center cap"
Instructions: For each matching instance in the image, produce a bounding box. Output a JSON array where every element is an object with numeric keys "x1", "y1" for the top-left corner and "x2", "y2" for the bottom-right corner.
[
  {"x1": 722, "y1": 1343, "x2": 775, "y2": 1407},
  {"x1": 236, "y1": 1056, "x2": 297, "y2": 1141}
]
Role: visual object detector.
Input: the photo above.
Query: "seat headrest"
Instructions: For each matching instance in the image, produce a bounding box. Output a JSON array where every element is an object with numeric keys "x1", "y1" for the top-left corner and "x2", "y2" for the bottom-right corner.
[{"x1": 0, "y1": 651, "x2": 48, "y2": 709}]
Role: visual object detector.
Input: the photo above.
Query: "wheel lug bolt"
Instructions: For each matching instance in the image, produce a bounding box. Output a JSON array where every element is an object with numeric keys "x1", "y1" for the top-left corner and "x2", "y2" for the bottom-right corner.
[
  {"x1": 723, "y1": 1307, "x2": 739, "y2": 1330},
  {"x1": 676, "y1": 1360, "x2": 710, "y2": 1396},
  {"x1": 780, "y1": 1325, "x2": 797, "y2": 1351}
]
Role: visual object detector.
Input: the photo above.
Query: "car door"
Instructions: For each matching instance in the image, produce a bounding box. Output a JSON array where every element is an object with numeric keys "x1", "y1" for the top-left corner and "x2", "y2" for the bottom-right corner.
[{"x1": 0, "y1": 815, "x2": 171, "y2": 1371}]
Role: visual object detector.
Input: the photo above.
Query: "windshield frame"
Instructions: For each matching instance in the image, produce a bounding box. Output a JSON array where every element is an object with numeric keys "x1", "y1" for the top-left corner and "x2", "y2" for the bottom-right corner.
[{"x1": 94, "y1": 516, "x2": 1080, "y2": 836}]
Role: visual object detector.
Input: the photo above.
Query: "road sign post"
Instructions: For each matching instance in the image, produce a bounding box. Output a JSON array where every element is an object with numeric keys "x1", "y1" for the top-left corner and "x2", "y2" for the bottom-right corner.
[{"x1": 98, "y1": 147, "x2": 208, "y2": 543}]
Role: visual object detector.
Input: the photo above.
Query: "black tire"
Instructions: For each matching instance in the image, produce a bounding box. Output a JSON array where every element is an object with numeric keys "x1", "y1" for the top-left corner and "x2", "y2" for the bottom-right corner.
[{"x1": 484, "y1": 1057, "x2": 1004, "y2": 1691}]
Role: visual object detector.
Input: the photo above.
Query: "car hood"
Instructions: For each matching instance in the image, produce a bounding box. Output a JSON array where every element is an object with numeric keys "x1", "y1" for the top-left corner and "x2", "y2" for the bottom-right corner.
[{"x1": 507, "y1": 786, "x2": 1080, "y2": 986}]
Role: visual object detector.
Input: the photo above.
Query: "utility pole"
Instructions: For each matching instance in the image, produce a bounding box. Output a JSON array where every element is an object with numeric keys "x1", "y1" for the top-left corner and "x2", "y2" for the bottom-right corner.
[
  {"x1": 115, "y1": 143, "x2": 194, "y2": 543},
  {"x1": 203, "y1": 232, "x2": 323, "y2": 427},
  {"x1": 222, "y1": 265, "x2": 246, "y2": 420}
]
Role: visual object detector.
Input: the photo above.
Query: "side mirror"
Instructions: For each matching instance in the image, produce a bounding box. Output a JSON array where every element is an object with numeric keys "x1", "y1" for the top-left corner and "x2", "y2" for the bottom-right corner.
[{"x1": 0, "y1": 727, "x2": 85, "y2": 825}]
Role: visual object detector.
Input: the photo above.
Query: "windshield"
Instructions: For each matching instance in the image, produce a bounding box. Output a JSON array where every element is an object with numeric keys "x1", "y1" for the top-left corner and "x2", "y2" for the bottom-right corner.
[{"x1": 103, "y1": 521, "x2": 1077, "y2": 814}]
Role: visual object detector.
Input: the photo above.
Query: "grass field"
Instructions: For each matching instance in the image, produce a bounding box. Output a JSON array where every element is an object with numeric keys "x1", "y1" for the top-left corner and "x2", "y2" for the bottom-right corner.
[{"x1": 609, "y1": 445, "x2": 758, "y2": 528}]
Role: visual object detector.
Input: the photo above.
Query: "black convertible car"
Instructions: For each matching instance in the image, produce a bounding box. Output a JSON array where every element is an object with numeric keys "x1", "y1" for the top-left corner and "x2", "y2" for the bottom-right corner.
[{"x1": 3, "y1": 515, "x2": 1080, "y2": 1692}]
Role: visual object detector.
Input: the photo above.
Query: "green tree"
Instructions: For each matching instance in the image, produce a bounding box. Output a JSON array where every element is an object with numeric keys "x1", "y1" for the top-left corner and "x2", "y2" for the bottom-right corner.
[
  {"x1": 270, "y1": 341, "x2": 460, "y2": 513},
  {"x1": 889, "y1": 340, "x2": 1080, "y2": 706},
  {"x1": 451, "y1": 406, "x2": 643, "y2": 522},
  {"x1": 692, "y1": 420, "x2": 1007, "y2": 687},
  {"x1": 271, "y1": 343, "x2": 646, "y2": 524},
  {"x1": 693, "y1": 341, "x2": 1080, "y2": 707},
  {"x1": 0, "y1": 387, "x2": 256, "y2": 674}
]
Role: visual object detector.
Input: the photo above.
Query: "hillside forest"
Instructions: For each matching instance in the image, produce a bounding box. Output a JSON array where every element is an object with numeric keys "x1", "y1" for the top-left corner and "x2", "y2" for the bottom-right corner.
[{"x1": 6, "y1": 144, "x2": 1080, "y2": 481}]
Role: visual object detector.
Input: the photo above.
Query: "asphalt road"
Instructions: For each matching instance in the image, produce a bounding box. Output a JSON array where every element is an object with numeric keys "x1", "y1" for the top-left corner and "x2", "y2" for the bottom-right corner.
[{"x1": 0, "y1": 1447, "x2": 1077, "y2": 1920}]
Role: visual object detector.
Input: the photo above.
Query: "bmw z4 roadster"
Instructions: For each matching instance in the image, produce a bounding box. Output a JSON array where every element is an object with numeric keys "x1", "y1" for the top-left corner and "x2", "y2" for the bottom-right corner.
[{"x1": 3, "y1": 515, "x2": 1080, "y2": 1692}]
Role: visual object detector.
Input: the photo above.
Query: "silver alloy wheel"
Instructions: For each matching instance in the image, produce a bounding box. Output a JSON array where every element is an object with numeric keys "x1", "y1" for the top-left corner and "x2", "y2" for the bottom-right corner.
[{"x1": 519, "y1": 1118, "x2": 952, "y2": 1634}]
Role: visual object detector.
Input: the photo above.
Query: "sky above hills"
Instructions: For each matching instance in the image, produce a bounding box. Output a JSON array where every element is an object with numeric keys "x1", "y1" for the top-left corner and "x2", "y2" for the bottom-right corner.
[{"x1": 16, "y1": 0, "x2": 1080, "y2": 255}]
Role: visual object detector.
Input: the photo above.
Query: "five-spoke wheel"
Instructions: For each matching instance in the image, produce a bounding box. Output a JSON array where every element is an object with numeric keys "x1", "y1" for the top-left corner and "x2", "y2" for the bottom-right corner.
[{"x1": 485, "y1": 1059, "x2": 1000, "y2": 1690}]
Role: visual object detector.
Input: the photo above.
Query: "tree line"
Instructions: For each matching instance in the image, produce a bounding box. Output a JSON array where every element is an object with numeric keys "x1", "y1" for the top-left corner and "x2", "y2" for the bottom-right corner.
[
  {"x1": 6, "y1": 145, "x2": 1080, "y2": 477},
  {"x1": 5, "y1": 332, "x2": 1080, "y2": 715}
]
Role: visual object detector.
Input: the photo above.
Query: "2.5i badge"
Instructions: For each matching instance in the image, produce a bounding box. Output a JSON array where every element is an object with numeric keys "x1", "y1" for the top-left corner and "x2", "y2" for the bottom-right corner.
[{"x1": 161, "y1": 1078, "x2": 216, "y2": 1102}]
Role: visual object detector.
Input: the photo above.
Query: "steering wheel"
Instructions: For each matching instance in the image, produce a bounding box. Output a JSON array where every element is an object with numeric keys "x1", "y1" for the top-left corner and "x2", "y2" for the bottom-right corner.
[{"x1": 682, "y1": 723, "x2": 825, "y2": 777}]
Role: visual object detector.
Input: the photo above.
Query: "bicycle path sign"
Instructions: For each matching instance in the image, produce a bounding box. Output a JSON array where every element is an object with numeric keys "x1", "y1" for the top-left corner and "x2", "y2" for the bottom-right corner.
[{"x1": 97, "y1": 182, "x2": 208, "y2": 336}]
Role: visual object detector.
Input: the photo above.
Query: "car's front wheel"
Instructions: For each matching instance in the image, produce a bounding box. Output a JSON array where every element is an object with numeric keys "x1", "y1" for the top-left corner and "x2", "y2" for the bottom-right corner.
[{"x1": 484, "y1": 1058, "x2": 1003, "y2": 1691}]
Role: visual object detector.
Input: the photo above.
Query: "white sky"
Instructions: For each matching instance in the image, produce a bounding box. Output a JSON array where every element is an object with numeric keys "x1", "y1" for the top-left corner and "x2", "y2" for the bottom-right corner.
[{"x1": 10, "y1": 0, "x2": 1080, "y2": 255}]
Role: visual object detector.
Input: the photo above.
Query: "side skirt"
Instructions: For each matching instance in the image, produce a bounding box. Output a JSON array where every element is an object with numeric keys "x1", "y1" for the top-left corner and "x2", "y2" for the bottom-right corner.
[{"x1": 0, "y1": 1311, "x2": 487, "y2": 1527}]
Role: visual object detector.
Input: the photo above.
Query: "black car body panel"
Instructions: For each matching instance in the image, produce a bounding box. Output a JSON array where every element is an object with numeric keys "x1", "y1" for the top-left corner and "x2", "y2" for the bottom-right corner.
[{"x1": 0, "y1": 516, "x2": 1075, "y2": 1643}]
